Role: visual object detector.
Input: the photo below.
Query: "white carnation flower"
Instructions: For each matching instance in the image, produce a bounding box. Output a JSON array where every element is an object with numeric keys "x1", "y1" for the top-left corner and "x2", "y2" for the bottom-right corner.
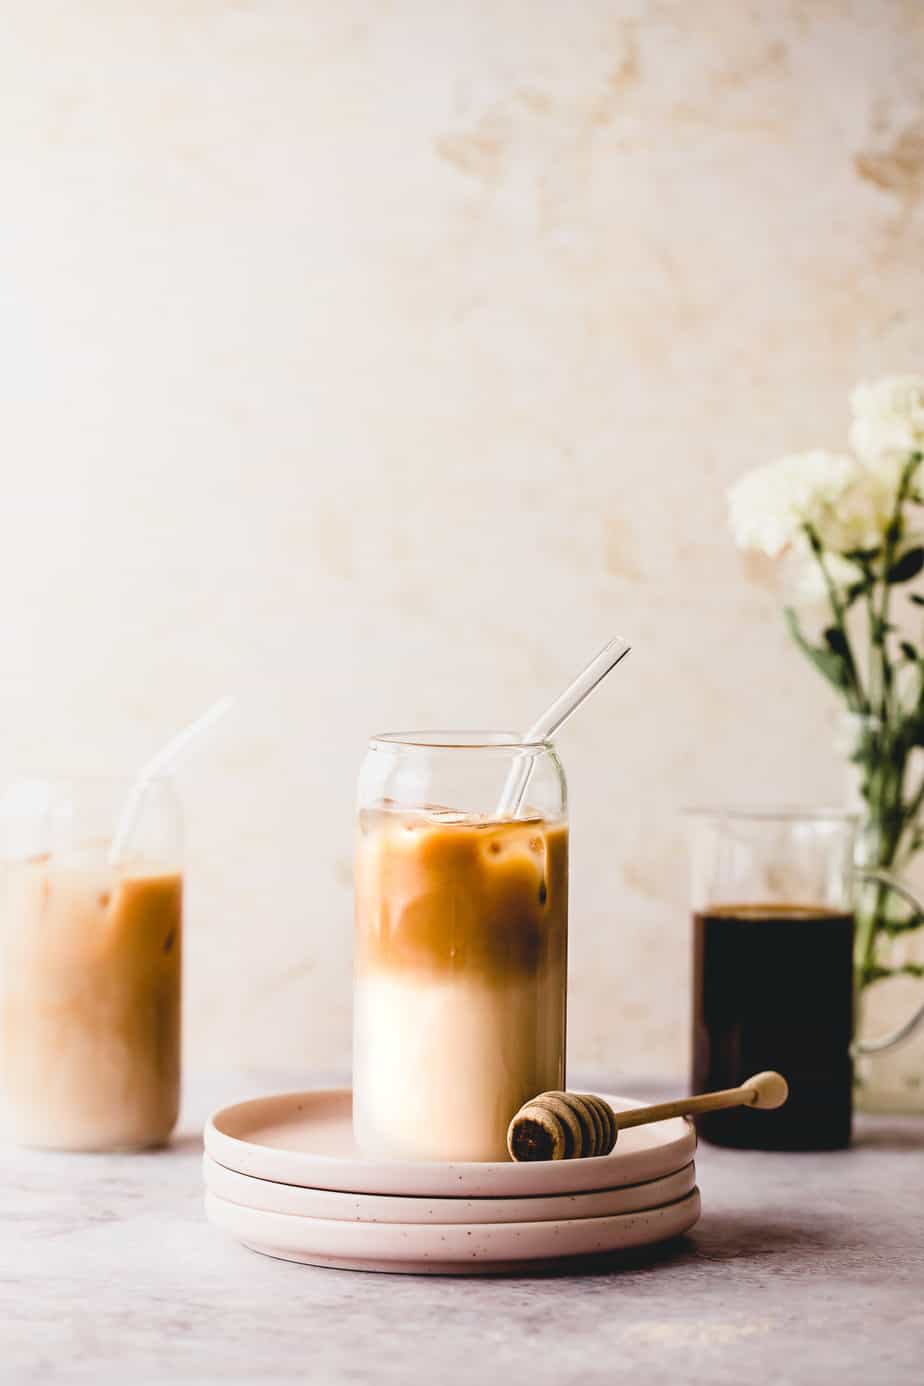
[
  {"x1": 791, "y1": 543, "x2": 863, "y2": 603},
  {"x1": 728, "y1": 450, "x2": 887, "y2": 559},
  {"x1": 850, "y1": 375, "x2": 924, "y2": 483}
]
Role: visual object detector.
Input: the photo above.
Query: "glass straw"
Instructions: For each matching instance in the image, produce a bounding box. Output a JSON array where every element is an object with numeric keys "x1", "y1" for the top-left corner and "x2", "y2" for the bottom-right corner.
[
  {"x1": 495, "y1": 636, "x2": 631, "y2": 819},
  {"x1": 108, "y1": 696, "x2": 235, "y2": 864}
]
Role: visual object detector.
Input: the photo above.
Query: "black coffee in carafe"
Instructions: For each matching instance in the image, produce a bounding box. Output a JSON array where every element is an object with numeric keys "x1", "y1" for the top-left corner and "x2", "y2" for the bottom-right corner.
[{"x1": 692, "y1": 903, "x2": 854, "y2": 1150}]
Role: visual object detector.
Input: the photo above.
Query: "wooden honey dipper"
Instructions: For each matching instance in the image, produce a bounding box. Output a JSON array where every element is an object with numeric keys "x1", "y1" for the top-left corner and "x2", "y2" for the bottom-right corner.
[{"x1": 507, "y1": 1072, "x2": 789, "y2": 1162}]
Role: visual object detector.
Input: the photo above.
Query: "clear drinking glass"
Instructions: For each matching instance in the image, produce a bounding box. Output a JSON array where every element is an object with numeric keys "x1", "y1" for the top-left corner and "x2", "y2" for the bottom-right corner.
[
  {"x1": 0, "y1": 777, "x2": 183, "y2": 1150},
  {"x1": 353, "y1": 732, "x2": 568, "y2": 1162}
]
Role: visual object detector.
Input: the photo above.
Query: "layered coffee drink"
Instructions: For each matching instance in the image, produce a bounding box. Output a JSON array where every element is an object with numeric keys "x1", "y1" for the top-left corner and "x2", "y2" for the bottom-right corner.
[
  {"x1": 1, "y1": 849, "x2": 182, "y2": 1150},
  {"x1": 353, "y1": 807, "x2": 568, "y2": 1161}
]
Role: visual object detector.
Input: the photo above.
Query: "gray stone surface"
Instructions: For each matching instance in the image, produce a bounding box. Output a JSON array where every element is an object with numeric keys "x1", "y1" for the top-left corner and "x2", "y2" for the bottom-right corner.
[{"x1": 3, "y1": 1073, "x2": 922, "y2": 1386}]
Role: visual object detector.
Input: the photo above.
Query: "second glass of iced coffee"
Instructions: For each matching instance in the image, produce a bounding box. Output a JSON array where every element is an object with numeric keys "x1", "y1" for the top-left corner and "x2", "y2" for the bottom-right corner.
[
  {"x1": 353, "y1": 732, "x2": 568, "y2": 1162},
  {"x1": 0, "y1": 776, "x2": 183, "y2": 1151}
]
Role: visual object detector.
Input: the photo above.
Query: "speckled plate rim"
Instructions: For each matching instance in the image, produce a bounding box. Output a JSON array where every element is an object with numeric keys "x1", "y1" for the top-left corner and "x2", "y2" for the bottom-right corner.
[
  {"x1": 205, "y1": 1187, "x2": 701, "y2": 1274},
  {"x1": 204, "y1": 1089, "x2": 697, "y2": 1198},
  {"x1": 203, "y1": 1152, "x2": 697, "y2": 1223}
]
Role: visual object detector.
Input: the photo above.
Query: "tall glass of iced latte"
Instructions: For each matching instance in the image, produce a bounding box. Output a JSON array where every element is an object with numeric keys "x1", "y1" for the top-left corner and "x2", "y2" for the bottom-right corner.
[
  {"x1": 0, "y1": 777, "x2": 183, "y2": 1150},
  {"x1": 353, "y1": 732, "x2": 568, "y2": 1162}
]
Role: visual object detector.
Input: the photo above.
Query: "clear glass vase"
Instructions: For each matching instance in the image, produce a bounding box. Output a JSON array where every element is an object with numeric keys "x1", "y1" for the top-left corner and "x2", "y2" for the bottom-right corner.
[{"x1": 843, "y1": 714, "x2": 924, "y2": 1113}]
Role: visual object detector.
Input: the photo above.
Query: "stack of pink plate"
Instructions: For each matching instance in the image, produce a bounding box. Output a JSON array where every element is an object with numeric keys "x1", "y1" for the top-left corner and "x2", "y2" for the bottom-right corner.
[{"x1": 204, "y1": 1090, "x2": 700, "y2": 1274}]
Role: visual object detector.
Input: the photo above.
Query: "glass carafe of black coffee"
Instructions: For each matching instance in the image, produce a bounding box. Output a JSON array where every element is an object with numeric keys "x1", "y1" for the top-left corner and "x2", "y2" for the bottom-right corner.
[
  {"x1": 689, "y1": 811, "x2": 860, "y2": 1150},
  {"x1": 690, "y1": 810, "x2": 924, "y2": 1150}
]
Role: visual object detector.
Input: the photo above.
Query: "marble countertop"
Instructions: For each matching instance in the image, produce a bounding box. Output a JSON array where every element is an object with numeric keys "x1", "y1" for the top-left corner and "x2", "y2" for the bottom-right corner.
[{"x1": 3, "y1": 1073, "x2": 922, "y2": 1386}]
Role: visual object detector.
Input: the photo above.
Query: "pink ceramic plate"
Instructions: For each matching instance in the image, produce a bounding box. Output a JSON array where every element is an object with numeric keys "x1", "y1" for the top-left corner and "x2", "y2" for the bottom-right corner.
[
  {"x1": 205, "y1": 1187, "x2": 701, "y2": 1274},
  {"x1": 204, "y1": 1089, "x2": 696, "y2": 1198},
  {"x1": 202, "y1": 1152, "x2": 696, "y2": 1223}
]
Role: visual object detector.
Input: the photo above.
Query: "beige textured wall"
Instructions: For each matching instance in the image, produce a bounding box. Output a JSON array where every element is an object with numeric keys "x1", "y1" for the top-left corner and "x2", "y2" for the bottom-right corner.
[{"x1": 1, "y1": 2, "x2": 922, "y2": 1078}]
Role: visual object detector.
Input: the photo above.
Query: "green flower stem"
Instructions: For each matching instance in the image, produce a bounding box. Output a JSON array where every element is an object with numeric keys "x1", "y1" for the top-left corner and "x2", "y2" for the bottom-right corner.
[
  {"x1": 804, "y1": 525, "x2": 868, "y2": 714},
  {"x1": 866, "y1": 586, "x2": 879, "y2": 713},
  {"x1": 904, "y1": 773, "x2": 924, "y2": 828},
  {"x1": 876, "y1": 453, "x2": 922, "y2": 717}
]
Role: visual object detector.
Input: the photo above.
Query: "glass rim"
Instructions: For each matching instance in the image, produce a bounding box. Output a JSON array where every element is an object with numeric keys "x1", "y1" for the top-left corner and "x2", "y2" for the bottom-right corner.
[
  {"x1": 368, "y1": 730, "x2": 554, "y2": 752},
  {"x1": 684, "y1": 804, "x2": 860, "y2": 825}
]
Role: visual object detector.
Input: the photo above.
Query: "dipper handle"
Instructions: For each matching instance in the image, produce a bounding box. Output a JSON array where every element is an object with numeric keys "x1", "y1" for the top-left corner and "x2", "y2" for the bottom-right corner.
[{"x1": 609, "y1": 1071, "x2": 789, "y2": 1133}]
